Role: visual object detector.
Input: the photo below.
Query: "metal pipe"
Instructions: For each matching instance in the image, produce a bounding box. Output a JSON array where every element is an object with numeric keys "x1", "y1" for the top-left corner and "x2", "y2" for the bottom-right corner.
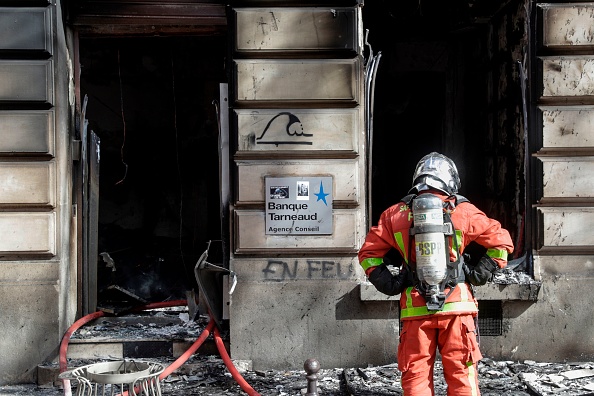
[{"x1": 364, "y1": 29, "x2": 382, "y2": 228}]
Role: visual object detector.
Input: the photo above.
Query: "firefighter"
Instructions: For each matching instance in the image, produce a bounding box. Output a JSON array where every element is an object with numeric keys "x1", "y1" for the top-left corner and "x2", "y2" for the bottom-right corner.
[{"x1": 359, "y1": 152, "x2": 514, "y2": 396}]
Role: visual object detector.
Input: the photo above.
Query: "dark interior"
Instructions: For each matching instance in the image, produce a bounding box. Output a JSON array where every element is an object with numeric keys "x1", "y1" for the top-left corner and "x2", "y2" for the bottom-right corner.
[
  {"x1": 79, "y1": 36, "x2": 227, "y2": 306},
  {"x1": 365, "y1": 0, "x2": 490, "y2": 222},
  {"x1": 363, "y1": 0, "x2": 524, "y2": 244}
]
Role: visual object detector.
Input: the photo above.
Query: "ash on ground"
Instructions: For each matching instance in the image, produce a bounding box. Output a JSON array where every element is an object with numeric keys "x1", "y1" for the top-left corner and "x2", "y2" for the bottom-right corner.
[
  {"x1": 69, "y1": 310, "x2": 208, "y2": 342},
  {"x1": 5, "y1": 357, "x2": 594, "y2": 395}
]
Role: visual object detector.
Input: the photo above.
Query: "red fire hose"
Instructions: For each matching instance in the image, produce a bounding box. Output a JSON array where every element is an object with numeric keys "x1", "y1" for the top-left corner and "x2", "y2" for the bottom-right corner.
[
  {"x1": 59, "y1": 300, "x2": 260, "y2": 396},
  {"x1": 158, "y1": 317, "x2": 215, "y2": 380},
  {"x1": 59, "y1": 310, "x2": 105, "y2": 374},
  {"x1": 213, "y1": 326, "x2": 260, "y2": 396}
]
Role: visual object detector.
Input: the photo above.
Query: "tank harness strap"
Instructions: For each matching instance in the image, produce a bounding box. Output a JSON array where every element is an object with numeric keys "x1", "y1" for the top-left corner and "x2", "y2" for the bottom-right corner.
[
  {"x1": 401, "y1": 194, "x2": 468, "y2": 311},
  {"x1": 401, "y1": 194, "x2": 416, "y2": 206}
]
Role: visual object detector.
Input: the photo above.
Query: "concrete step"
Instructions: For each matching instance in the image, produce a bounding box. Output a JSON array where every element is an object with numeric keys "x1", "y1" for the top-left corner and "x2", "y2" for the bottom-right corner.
[
  {"x1": 65, "y1": 312, "x2": 225, "y2": 360},
  {"x1": 67, "y1": 336, "x2": 222, "y2": 360},
  {"x1": 39, "y1": 312, "x2": 229, "y2": 387}
]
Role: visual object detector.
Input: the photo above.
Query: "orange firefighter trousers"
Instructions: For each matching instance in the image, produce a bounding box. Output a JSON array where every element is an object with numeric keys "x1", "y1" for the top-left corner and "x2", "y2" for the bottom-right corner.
[{"x1": 397, "y1": 314, "x2": 482, "y2": 396}]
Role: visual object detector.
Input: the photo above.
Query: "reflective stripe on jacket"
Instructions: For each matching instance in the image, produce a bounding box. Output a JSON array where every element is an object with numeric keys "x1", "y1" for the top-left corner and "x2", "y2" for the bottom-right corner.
[{"x1": 400, "y1": 283, "x2": 478, "y2": 319}]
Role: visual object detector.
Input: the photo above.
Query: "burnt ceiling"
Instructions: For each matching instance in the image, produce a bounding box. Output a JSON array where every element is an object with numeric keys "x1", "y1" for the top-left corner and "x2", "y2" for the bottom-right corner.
[
  {"x1": 368, "y1": 0, "x2": 518, "y2": 35},
  {"x1": 67, "y1": 0, "x2": 516, "y2": 36}
]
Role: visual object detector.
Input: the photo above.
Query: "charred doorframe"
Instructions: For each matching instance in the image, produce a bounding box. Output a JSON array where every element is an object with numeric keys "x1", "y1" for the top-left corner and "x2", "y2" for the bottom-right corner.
[
  {"x1": 69, "y1": 1, "x2": 229, "y2": 315},
  {"x1": 527, "y1": 0, "x2": 540, "y2": 277}
]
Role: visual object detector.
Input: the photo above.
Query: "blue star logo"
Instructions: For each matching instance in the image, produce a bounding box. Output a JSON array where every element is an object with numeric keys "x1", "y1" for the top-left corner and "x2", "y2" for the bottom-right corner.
[{"x1": 314, "y1": 181, "x2": 329, "y2": 206}]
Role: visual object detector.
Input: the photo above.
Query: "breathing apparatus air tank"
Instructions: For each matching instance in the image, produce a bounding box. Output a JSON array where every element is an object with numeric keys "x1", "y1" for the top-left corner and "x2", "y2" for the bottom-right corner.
[{"x1": 412, "y1": 194, "x2": 449, "y2": 307}]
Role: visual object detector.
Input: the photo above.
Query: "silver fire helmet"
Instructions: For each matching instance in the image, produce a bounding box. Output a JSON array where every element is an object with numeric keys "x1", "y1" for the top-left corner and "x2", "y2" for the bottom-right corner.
[{"x1": 410, "y1": 152, "x2": 461, "y2": 195}]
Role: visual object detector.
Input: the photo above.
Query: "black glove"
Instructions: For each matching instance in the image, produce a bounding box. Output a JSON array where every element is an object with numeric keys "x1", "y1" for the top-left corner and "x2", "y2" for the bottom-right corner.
[
  {"x1": 463, "y1": 255, "x2": 498, "y2": 286},
  {"x1": 368, "y1": 264, "x2": 410, "y2": 296}
]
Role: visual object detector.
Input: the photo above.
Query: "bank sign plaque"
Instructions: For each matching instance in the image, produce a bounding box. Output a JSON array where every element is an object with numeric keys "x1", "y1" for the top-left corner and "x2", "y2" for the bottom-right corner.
[{"x1": 265, "y1": 176, "x2": 333, "y2": 235}]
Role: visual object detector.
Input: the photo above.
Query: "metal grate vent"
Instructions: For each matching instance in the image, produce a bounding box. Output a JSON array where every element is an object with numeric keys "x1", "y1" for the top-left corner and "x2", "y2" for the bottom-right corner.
[{"x1": 478, "y1": 300, "x2": 503, "y2": 336}]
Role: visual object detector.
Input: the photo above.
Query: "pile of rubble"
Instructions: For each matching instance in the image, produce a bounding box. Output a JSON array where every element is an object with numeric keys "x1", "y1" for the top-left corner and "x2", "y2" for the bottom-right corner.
[
  {"x1": 492, "y1": 268, "x2": 539, "y2": 286},
  {"x1": 4, "y1": 356, "x2": 594, "y2": 395},
  {"x1": 342, "y1": 359, "x2": 594, "y2": 396}
]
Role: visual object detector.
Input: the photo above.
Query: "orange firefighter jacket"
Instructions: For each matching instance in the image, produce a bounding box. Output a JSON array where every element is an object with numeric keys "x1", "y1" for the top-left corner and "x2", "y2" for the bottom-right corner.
[{"x1": 359, "y1": 191, "x2": 514, "y2": 320}]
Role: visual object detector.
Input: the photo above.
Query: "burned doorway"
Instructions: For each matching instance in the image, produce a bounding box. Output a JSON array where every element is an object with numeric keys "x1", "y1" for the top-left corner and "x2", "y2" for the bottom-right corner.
[
  {"x1": 364, "y1": 1, "x2": 489, "y2": 223},
  {"x1": 363, "y1": 0, "x2": 526, "y2": 253},
  {"x1": 78, "y1": 36, "x2": 227, "y2": 313}
]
